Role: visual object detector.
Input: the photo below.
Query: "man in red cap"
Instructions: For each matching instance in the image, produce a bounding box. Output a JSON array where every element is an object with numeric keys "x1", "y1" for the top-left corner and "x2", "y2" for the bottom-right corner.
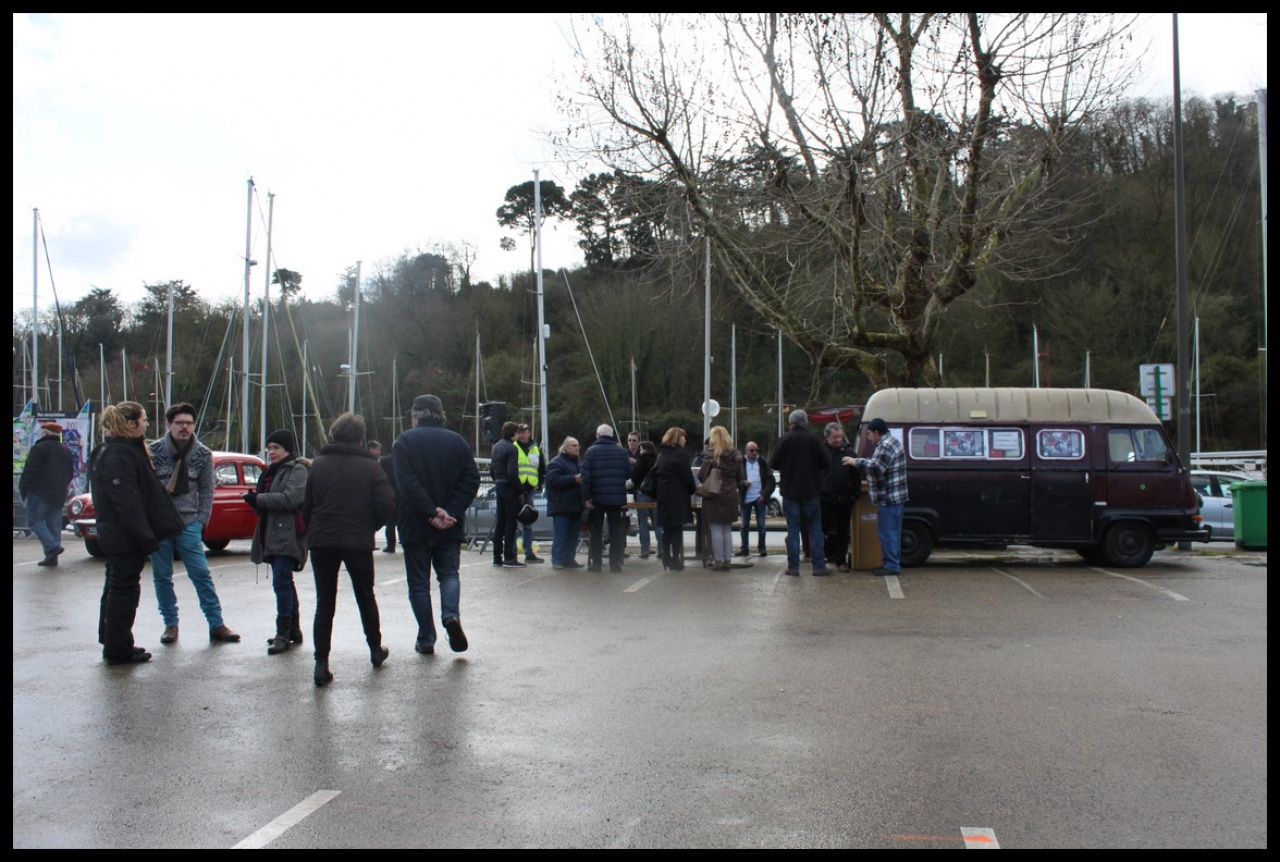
[{"x1": 20, "y1": 422, "x2": 74, "y2": 567}]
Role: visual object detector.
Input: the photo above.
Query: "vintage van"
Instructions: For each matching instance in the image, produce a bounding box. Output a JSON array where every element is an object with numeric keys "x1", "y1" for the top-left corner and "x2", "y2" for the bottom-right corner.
[{"x1": 856, "y1": 388, "x2": 1209, "y2": 568}]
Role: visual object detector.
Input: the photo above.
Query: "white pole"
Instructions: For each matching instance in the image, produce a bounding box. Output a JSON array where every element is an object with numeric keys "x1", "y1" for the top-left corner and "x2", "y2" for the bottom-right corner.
[
  {"x1": 165, "y1": 281, "x2": 174, "y2": 408},
  {"x1": 534, "y1": 170, "x2": 550, "y2": 451},
  {"x1": 349, "y1": 260, "x2": 362, "y2": 415},
  {"x1": 1257, "y1": 88, "x2": 1268, "y2": 435},
  {"x1": 99, "y1": 342, "x2": 105, "y2": 412},
  {"x1": 122, "y1": 348, "x2": 128, "y2": 402},
  {"x1": 259, "y1": 192, "x2": 275, "y2": 455},
  {"x1": 32, "y1": 208, "x2": 38, "y2": 407},
  {"x1": 241, "y1": 177, "x2": 255, "y2": 454},
  {"x1": 1033, "y1": 324, "x2": 1041, "y2": 388},
  {"x1": 1194, "y1": 316, "x2": 1202, "y2": 455},
  {"x1": 731, "y1": 325, "x2": 738, "y2": 444},
  {"x1": 776, "y1": 329, "x2": 783, "y2": 438},
  {"x1": 302, "y1": 340, "x2": 308, "y2": 458},
  {"x1": 1084, "y1": 350, "x2": 1091, "y2": 388},
  {"x1": 704, "y1": 235, "x2": 712, "y2": 442}
]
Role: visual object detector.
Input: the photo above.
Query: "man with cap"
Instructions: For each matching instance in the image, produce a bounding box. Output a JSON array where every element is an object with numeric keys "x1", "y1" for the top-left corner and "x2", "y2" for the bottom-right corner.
[
  {"x1": 768, "y1": 409, "x2": 832, "y2": 576},
  {"x1": 149, "y1": 402, "x2": 241, "y2": 643},
  {"x1": 393, "y1": 394, "x2": 480, "y2": 654},
  {"x1": 855, "y1": 418, "x2": 908, "y2": 576},
  {"x1": 20, "y1": 421, "x2": 75, "y2": 567},
  {"x1": 513, "y1": 422, "x2": 545, "y2": 563}
]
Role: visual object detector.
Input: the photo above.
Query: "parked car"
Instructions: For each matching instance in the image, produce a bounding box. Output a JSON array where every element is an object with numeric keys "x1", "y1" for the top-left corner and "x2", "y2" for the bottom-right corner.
[
  {"x1": 65, "y1": 450, "x2": 267, "y2": 557},
  {"x1": 465, "y1": 484, "x2": 552, "y2": 546},
  {"x1": 1191, "y1": 469, "x2": 1255, "y2": 542}
]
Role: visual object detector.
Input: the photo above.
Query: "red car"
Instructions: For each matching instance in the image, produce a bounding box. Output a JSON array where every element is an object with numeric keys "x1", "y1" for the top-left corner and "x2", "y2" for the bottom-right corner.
[{"x1": 65, "y1": 450, "x2": 267, "y2": 557}]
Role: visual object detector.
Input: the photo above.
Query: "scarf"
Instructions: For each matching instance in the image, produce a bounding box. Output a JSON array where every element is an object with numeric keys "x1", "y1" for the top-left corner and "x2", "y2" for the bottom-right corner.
[{"x1": 165, "y1": 435, "x2": 194, "y2": 497}]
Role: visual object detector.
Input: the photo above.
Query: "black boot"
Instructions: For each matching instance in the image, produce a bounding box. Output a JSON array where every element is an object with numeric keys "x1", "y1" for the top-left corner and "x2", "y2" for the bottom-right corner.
[
  {"x1": 370, "y1": 644, "x2": 389, "y2": 668},
  {"x1": 267, "y1": 616, "x2": 291, "y2": 655},
  {"x1": 289, "y1": 617, "x2": 304, "y2": 645},
  {"x1": 314, "y1": 658, "x2": 333, "y2": 686}
]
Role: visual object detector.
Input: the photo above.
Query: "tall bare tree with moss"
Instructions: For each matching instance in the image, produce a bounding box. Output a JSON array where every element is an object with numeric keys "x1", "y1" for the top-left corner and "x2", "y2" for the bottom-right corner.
[{"x1": 563, "y1": 13, "x2": 1140, "y2": 386}]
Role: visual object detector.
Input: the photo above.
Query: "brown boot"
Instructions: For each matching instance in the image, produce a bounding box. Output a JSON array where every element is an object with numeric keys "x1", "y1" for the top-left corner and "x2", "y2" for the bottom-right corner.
[{"x1": 209, "y1": 624, "x2": 241, "y2": 643}]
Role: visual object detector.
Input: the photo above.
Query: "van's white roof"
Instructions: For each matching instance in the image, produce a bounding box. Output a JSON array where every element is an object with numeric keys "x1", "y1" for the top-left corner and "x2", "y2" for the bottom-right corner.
[{"x1": 862, "y1": 388, "x2": 1159, "y2": 425}]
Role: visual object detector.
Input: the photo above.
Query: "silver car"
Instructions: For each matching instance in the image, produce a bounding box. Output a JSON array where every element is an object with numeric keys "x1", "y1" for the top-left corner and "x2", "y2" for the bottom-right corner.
[
  {"x1": 1191, "y1": 470, "x2": 1254, "y2": 542},
  {"x1": 465, "y1": 484, "x2": 553, "y2": 546}
]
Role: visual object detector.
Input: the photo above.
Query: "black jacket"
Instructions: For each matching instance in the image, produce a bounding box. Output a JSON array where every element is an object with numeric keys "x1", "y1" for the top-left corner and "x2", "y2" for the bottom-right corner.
[
  {"x1": 20, "y1": 435, "x2": 74, "y2": 506},
  {"x1": 394, "y1": 422, "x2": 481, "y2": 544},
  {"x1": 653, "y1": 445, "x2": 697, "y2": 528},
  {"x1": 305, "y1": 443, "x2": 396, "y2": 551},
  {"x1": 820, "y1": 442, "x2": 861, "y2": 502},
  {"x1": 89, "y1": 435, "x2": 184, "y2": 556},
  {"x1": 769, "y1": 425, "x2": 831, "y2": 499}
]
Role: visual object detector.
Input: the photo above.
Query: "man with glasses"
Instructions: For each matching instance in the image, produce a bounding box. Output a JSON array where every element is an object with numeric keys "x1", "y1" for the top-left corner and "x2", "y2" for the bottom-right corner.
[
  {"x1": 737, "y1": 441, "x2": 776, "y2": 557},
  {"x1": 148, "y1": 402, "x2": 241, "y2": 644}
]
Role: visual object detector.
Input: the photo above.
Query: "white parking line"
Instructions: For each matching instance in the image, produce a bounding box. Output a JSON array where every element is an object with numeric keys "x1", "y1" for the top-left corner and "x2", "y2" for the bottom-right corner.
[
  {"x1": 1087, "y1": 567, "x2": 1190, "y2": 601},
  {"x1": 990, "y1": 567, "x2": 1045, "y2": 598},
  {"x1": 961, "y1": 826, "x2": 1000, "y2": 849},
  {"x1": 883, "y1": 573, "x2": 905, "y2": 599},
  {"x1": 232, "y1": 789, "x2": 341, "y2": 849},
  {"x1": 623, "y1": 574, "x2": 663, "y2": 593}
]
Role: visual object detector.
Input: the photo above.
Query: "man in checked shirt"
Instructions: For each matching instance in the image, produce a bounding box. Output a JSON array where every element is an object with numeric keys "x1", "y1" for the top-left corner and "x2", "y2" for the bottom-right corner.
[{"x1": 855, "y1": 417, "x2": 908, "y2": 577}]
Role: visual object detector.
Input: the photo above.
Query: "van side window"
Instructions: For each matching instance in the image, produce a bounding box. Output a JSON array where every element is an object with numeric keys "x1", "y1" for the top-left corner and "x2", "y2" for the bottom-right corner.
[
  {"x1": 1108, "y1": 428, "x2": 1169, "y2": 463},
  {"x1": 909, "y1": 427, "x2": 1023, "y2": 460},
  {"x1": 909, "y1": 428, "x2": 941, "y2": 459},
  {"x1": 1037, "y1": 429, "x2": 1085, "y2": 459}
]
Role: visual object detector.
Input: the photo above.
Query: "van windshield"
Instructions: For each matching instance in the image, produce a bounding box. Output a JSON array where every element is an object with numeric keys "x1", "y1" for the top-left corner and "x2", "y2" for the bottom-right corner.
[{"x1": 1108, "y1": 428, "x2": 1169, "y2": 464}]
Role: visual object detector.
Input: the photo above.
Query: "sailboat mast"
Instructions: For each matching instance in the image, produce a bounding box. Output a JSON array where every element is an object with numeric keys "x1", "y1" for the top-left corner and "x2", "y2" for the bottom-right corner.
[
  {"x1": 349, "y1": 261, "x2": 362, "y2": 415},
  {"x1": 259, "y1": 191, "x2": 275, "y2": 455},
  {"x1": 32, "y1": 208, "x2": 38, "y2": 407},
  {"x1": 241, "y1": 176, "x2": 255, "y2": 454}
]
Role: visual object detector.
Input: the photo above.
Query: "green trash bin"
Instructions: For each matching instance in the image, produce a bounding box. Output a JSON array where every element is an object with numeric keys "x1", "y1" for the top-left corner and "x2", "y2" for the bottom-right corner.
[{"x1": 1228, "y1": 481, "x2": 1267, "y2": 550}]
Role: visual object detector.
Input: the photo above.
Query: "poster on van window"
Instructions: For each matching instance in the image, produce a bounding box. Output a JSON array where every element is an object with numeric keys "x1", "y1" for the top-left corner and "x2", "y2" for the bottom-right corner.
[{"x1": 13, "y1": 399, "x2": 94, "y2": 503}]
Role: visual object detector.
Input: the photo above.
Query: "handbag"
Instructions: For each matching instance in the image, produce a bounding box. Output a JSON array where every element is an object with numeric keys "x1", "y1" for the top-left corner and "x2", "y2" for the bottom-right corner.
[
  {"x1": 696, "y1": 465, "x2": 723, "y2": 499},
  {"x1": 638, "y1": 467, "x2": 658, "y2": 499}
]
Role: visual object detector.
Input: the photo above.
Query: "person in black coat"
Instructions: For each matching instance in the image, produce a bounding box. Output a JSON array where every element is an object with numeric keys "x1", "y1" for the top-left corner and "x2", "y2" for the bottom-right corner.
[
  {"x1": 305, "y1": 413, "x2": 396, "y2": 685},
  {"x1": 580, "y1": 424, "x2": 631, "y2": 573},
  {"x1": 652, "y1": 427, "x2": 697, "y2": 571},
  {"x1": 92, "y1": 402, "x2": 185, "y2": 666},
  {"x1": 545, "y1": 436, "x2": 584, "y2": 569},
  {"x1": 368, "y1": 439, "x2": 398, "y2": 554},
  {"x1": 393, "y1": 394, "x2": 481, "y2": 655},
  {"x1": 819, "y1": 422, "x2": 862, "y2": 572},
  {"x1": 632, "y1": 439, "x2": 662, "y2": 559},
  {"x1": 19, "y1": 421, "x2": 74, "y2": 567}
]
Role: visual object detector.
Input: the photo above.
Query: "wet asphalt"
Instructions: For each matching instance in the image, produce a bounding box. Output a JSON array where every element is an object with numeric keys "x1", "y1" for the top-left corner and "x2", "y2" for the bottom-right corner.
[{"x1": 12, "y1": 531, "x2": 1268, "y2": 848}]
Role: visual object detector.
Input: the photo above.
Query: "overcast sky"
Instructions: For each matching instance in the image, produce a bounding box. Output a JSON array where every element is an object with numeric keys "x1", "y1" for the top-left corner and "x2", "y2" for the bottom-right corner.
[{"x1": 12, "y1": 13, "x2": 1268, "y2": 313}]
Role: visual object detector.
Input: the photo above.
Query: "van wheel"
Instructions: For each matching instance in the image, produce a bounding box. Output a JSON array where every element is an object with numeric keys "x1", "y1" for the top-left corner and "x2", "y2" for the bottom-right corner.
[
  {"x1": 899, "y1": 522, "x2": 933, "y2": 567},
  {"x1": 1103, "y1": 522, "x2": 1154, "y2": 568},
  {"x1": 204, "y1": 539, "x2": 230, "y2": 553},
  {"x1": 84, "y1": 538, "x2": 103, "y2": 558}
]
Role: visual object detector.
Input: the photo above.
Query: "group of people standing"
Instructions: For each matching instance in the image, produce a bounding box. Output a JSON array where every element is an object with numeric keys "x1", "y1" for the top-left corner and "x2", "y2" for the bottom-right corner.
[
  {"x1": 81, "y1": 393, "x2": 908, "y2": 678},
  {"x1": 87, "y1": 394, "x2": 478, "y2": 687}
]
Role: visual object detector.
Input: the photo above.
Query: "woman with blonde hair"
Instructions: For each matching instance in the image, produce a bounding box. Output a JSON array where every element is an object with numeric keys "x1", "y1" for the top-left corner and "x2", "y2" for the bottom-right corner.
[
  {"x1": 92, "y1": 402, "x2": 185, "y2": 665},
  {"x1": 651, "y1": 427, "x2": 696, "y2": 570},
  {"x1": 698, "y1": 425, "x2": 746, "y2": 570}
]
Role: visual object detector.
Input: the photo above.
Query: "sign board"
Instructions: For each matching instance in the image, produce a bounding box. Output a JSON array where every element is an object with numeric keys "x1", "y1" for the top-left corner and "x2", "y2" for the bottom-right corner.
[
  {"x1": 1139, "y1": 363, "x2": 1175, "y2": 397},
  {"x1": 1146, "y1": 395, "x2": 1172, "y2": 421}
]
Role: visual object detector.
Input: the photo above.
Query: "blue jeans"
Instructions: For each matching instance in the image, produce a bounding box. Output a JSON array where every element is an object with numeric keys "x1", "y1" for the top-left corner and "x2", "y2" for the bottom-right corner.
[
  {"x1": 151, "y1": 521, "x2": 224, "y2": 628},
  {"x1": 551, "y1": 514, "x2": 581, "y2": 566},
  {"x1": 635, "y1": 492, "x2": 662, "y2": 555},
  {"x1": 783, "y1": 496, "x2": 825, "y2": 571},
  {"x1": 24, "y1": 494, "x2": 64, "y2": 556},
  {"x1": 404, "y1": 541, "x2": 461, "y2": 649},
  {"x1": 270, "y1": 556, "x2": 299, "y2": 618},
  {"x1": 739, "y1": 496, "x2": 768, "y2": 553},
  {"x1": 876, "y1": 502, "x2": 904, "y2": 573}
]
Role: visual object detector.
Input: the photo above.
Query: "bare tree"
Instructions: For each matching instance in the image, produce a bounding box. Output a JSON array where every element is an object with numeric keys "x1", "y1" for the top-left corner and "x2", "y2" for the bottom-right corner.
[{"x1": 563, "y1": 13, "x2": 1140, "y2": 385}]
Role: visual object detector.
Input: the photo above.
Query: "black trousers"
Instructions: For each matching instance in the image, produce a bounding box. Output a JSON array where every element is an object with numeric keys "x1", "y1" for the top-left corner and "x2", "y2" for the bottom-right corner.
[
  {"x1": 492, "y1": 485, "x2": 520, "y2": 562},
  {"x1": 588, "y1": 505, "x2": 626, "y2": 569},
  {"x1": 101, "y1": 550, "x2": 146, "y2": 660},
  {"x1": 659, "y1": 523, "x2": 686, "y2": 569},
  {"x1": 821, "y1": 496, "x2": 855, "y2": 567},
  {"x1": 310, "y1": 547, "x2": 383, "y2": 660}
]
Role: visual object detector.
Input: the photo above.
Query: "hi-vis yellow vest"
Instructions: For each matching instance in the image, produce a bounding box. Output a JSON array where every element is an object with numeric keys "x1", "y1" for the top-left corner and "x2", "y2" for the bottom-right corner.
[{"x1": 517, "y1": 442, "x2": 540, "y2": 488}]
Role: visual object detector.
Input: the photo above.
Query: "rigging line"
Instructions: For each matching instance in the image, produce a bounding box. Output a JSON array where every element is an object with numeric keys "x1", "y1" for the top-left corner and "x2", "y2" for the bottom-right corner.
[
  {"x1": 37, "y1": 216, "x2": 84, "y2": 408},
  {"x1": 560, "y1": 268, "x2": 618, "y2": 433},
  {"x1": 195, "y1": 307, "x2": 238, "y2": 443}
]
